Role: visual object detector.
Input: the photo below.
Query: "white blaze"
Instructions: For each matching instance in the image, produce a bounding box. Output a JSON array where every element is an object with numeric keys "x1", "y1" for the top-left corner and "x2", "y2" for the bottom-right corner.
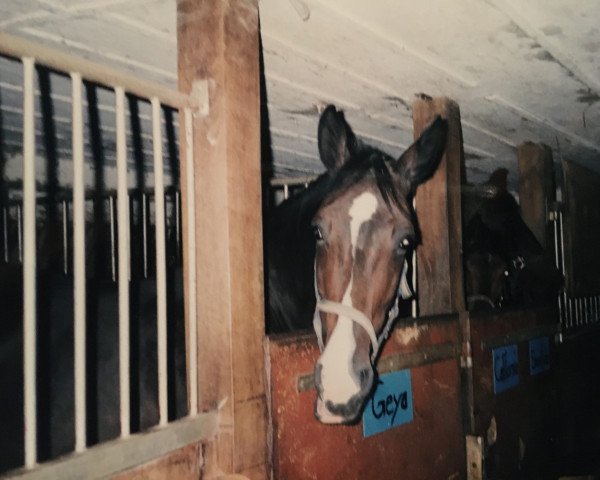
[{"x1": 318, "y1": 192, "x2": 378, "y2": 406}]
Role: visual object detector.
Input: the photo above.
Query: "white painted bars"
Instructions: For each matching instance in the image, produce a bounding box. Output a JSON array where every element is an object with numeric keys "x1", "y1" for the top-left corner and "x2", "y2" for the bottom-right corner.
[
  {"x1": 115, "y1": 86, "x2": 131, "y2": 438},
  {"x1": 185, "y1": 108, "x2": 198, "y2": 416},
  {"x1": 152, "y1": 98, "x2": 169, "y2": 426},
  {"x1": 71, "y1": 72, "x2": 87, "y2": 453},
  {"x1": 22, "y1": 56, "x2": 37, "y2": 469}
]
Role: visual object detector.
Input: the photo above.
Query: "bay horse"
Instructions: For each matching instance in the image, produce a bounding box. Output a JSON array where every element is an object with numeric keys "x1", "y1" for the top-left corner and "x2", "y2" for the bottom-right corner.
[
  {"x1": 267, "y1": 105, "x2": 447, "y2": 424},
  {"x1": 463, "y1": 168, "x2": 562, "y2": 311}
]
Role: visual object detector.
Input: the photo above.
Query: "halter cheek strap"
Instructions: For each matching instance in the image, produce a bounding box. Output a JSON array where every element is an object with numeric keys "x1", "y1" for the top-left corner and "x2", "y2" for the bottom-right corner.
[{"x1": 312, "y1": 259, "x2": 413, "y2": 362}]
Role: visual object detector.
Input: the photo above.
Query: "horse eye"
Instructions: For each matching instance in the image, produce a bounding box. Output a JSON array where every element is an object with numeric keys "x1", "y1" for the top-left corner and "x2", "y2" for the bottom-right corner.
[
  {"x1": 400, "y1": 237, "x2": 412, "y2": 249},
  {"x1": 312, "y1": 225, "x2": 324, "y2": 242}
]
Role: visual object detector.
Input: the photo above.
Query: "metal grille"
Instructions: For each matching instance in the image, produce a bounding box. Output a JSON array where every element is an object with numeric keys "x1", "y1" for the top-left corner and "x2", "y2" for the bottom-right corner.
[{"x1": 0, "y1": 33, "x2": 207, "y2": 477}]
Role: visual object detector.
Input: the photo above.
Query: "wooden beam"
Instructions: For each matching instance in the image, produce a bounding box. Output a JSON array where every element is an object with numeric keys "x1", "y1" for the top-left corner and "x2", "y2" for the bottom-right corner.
[
  {"x1": 412, "y1": 97, "x2": 466, "y2": 316},
  {"x1": 517, "y1": 142, "x2": 555, "y2": 250},
  {"x1": 177, "y1": 1, "x2": 267, "y2": 478}
]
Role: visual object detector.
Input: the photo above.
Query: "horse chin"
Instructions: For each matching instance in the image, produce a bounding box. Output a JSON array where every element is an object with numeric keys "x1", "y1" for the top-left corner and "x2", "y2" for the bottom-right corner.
[{"x1": 314, "y1": 397, "x2": 363, "y2": 425}]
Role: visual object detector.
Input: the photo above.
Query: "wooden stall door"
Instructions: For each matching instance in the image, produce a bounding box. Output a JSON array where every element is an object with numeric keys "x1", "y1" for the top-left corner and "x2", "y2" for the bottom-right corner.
[
  {"x1": 267, "y1": 316, "x2": 465, "y2": 480},
  {"x1": 467, "y1": 308, "x2": 559, "y2": 480}
]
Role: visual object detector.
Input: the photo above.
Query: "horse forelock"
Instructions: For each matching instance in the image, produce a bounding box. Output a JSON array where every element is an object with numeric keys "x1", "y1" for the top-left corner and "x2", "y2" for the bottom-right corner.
[{"x1": 327, "y1": 148, "x2": 411, "y2": 218}]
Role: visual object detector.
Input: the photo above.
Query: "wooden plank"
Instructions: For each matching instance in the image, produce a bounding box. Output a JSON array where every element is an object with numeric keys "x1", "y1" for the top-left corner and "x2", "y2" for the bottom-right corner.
[
  {"x1": 0, "y1": 32, "x2": 190, "y2": 109},
  {"x1": 561, "y1": 160, "x2": 600, "y2": 297},
  {"x1": 468, "y1": 307, "x2": 559, "y2": 479},
  {"x1": 297, "y1": 341, "x2": 461, "y2": 392},
  {"x1": 112, "y1": 443, "x2": 202, "y2": 480},
  {"x1": 412, "y1": 96, "x2": 465, "y2": 316},
  {"x1": 517, "y1": 142, "x2": 555, "y2": 250},
  {"x1": 177, "y1": 0, "x2": 267, "y2": 477},
  {"x1": 267, "y1": 316, "x2": 465, "y2": 480},
  {"x1": 4, "y1": 414, "x2": 217, "y2": 480}
]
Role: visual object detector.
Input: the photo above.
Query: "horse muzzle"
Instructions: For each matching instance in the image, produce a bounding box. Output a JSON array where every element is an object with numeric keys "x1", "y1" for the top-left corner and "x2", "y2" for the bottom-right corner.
[{"x1": 313, "y1": 362, "x2": 374, "y2": 424}]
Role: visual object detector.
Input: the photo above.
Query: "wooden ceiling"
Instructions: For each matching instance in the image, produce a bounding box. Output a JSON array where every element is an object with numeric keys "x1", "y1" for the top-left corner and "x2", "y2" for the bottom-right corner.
[{"x1": 1, "y1": 0, "x2": 599, "y2": 192}]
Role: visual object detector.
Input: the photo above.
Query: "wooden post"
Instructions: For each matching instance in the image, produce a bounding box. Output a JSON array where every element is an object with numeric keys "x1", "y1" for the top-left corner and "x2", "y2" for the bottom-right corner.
[
  {"x1": 517, "y1": 142, "x2": 555, "y2": 250},
  {"x1": 177, "y1": 1, "x2": 267, "y2": 479},
  {"x1": 412, "y1": 97, "x2": 465, "y2": 316}
]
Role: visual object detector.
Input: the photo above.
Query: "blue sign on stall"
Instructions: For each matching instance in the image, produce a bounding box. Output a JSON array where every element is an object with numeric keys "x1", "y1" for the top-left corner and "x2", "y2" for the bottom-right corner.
[
  {"x1": 529, "y1": 336, "x2": 550, "y2": 375},
  {"x1": 362, "y1": 369, "x2": 413, "y2": 438},
  {"x1": 492, "y1": 344, "x2": 519, "y2": 394}
]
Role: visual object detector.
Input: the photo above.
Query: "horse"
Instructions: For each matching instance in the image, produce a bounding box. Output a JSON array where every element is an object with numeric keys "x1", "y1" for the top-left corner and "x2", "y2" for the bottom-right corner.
[
  {"x1": 266, "y1": 105, "x2": 447, "y2": 424},
  {"x1": 463, "y1": 168, "x2": 562, "y2": 311}
]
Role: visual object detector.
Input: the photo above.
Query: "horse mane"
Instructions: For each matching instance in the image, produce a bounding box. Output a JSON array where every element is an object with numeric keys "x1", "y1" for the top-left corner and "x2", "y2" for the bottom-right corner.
[{"x1": 328, "y1": 147, "x2": 410, "y2": 215}]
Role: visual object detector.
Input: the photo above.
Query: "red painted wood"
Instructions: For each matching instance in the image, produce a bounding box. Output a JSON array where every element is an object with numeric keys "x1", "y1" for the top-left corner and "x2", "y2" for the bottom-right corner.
[
  {"x1": 267, "y1": 316, "x2": 465, "y2": 480},
  {"x1": 468, "y1": 307, "x2": 559, "y2": 479}
]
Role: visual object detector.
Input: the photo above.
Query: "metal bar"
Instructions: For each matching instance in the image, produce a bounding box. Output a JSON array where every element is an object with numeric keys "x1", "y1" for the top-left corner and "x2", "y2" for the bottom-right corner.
[
  {"x1": 411, "y1": 197, "x2": 418, "y2": 318},
  {"x1": 142, "y1": 192, "x2": 148, "y2": 279},
  {"x1": 115, "y1": 86, "x2": 130, "y2": 438},
  {"x1": 568, "y1": 298, "x2": 573, "y2": 329},
  {"x1": 552, "y1": 213, "x2": 564, "y2": 325},
  {"x1": 0, "y1": 32, "x2": 191, "y2": 110},
  {"x1": 109, "y1": 196, "x2": 116, "y2": 282},
  {"x1": 184, "y1": 108, "x2": 198, "y2": 416},
  {"x1": 3, "y1": 207, "x2": 8, "y2": 263},
  {"x1": 17, "y1": 204, "x2": 22, "y2": 263},
  {"x1": 152, "y1": 98, "x2": 168, "y2": 426},
  {"x1": 22, "y1": 56, "x2": 37, "y2": 469},
  {"x1": 559, "y1": 211, "x2": 567, "y2": 282},
  {"x1": 62, "y1": 200, "x2": 68, "y2": 275},
  {"x1": 175, "y1": 190, "x2": 181, "y2": 258},
  {"x1": 71, "y1": 72, "x2": 87, "y2": 453}
]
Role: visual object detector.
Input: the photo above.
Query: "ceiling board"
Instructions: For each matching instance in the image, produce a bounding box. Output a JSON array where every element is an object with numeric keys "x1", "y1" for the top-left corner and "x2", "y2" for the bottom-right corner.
[{"x1": 0, "y1": 0, "x2": 598, "y2": 193}]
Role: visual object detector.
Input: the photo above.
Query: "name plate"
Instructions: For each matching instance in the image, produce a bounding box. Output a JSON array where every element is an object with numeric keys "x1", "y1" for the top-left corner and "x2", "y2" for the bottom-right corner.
[
  {"x1": 529, "y1": 336, "x2": 550, "y2": 375},
  {"x1": 492, "y1": 344, "x2": 519, "y2": 394},
  {"x1": 363, "y1": 369, "x2": 413, "y2": 438}
]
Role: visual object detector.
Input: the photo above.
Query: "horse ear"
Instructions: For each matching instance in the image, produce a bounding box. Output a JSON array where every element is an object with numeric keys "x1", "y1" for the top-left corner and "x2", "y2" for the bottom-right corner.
[
  {"x1": 318, "y1": 105, "x2": 358, "y2": 173},
  {"x1": 394, "y1": 116, "x2": 448, "y2": 192},
  {"x1": 487, "y1": 168, "x2": 508, "y2": 193}
]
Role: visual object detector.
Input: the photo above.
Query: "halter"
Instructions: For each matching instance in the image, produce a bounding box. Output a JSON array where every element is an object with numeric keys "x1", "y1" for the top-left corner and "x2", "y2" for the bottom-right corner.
[{"x1": 312, "y1": 260, "x2": 413, "y2": 362}]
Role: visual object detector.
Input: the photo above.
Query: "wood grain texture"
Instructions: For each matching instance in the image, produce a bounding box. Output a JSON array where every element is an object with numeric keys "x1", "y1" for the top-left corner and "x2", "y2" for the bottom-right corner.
[
  {"x1": 517, "y1": 142, "x2": 555, "y2": 250},
  {"x1": 412, "y1": 97, "x2": 466, "y2": 316},
  {"x1": 267, "y1": 316, "x2": 465, "y2": 480},
  {"x1": 177, "y1": 0, "x2": 267, "y2": 477},
  {"x1": 112, "y1": 443, "x2": 202, "y2": 480}
]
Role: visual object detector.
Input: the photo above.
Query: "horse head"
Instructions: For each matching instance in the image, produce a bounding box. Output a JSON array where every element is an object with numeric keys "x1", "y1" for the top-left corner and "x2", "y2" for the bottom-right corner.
[
  {"x1": 464, "y1": 168, "x2": 562, "y2": 311},
  {"x1": 311, "y1": 106, "x2": 447, "y2": 423}
]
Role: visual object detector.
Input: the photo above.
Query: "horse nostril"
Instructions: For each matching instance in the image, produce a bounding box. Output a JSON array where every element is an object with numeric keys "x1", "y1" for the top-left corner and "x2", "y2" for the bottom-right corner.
[{"x1": 358, "y1": 367, "x2": 373, "y2": 391}]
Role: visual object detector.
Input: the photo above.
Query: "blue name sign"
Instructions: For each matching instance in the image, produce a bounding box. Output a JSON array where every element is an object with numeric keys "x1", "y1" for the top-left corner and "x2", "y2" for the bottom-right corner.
[
  {"x1": 362, "y1": 369, "x2": 413, "y2": 438},
  {"x1": 529, "y1": 336, "x2": 550, "y2": 375},
  {"x1": 492, "y1": 344, "x2": 519, "y2": 394}
]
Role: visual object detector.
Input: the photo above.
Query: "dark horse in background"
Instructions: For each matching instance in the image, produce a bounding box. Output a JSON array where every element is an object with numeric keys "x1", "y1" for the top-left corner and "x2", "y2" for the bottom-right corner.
[
  {"x1": 463, "y1": 168, "x2": 562, "y2": 311},
  {"x1": 266, "y1": 105, "x2": 447, "y2": 424}
]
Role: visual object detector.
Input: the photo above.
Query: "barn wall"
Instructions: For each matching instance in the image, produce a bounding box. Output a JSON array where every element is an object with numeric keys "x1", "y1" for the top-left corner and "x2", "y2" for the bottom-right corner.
[{"x1": 561, "y1": 160, "x2": 600, "y2": 297}]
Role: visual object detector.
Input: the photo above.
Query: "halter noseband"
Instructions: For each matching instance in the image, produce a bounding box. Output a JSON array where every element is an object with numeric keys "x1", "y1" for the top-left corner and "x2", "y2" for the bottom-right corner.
[{"x1": 312, "y1": 260, "x2": 413, "y2": 362}]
